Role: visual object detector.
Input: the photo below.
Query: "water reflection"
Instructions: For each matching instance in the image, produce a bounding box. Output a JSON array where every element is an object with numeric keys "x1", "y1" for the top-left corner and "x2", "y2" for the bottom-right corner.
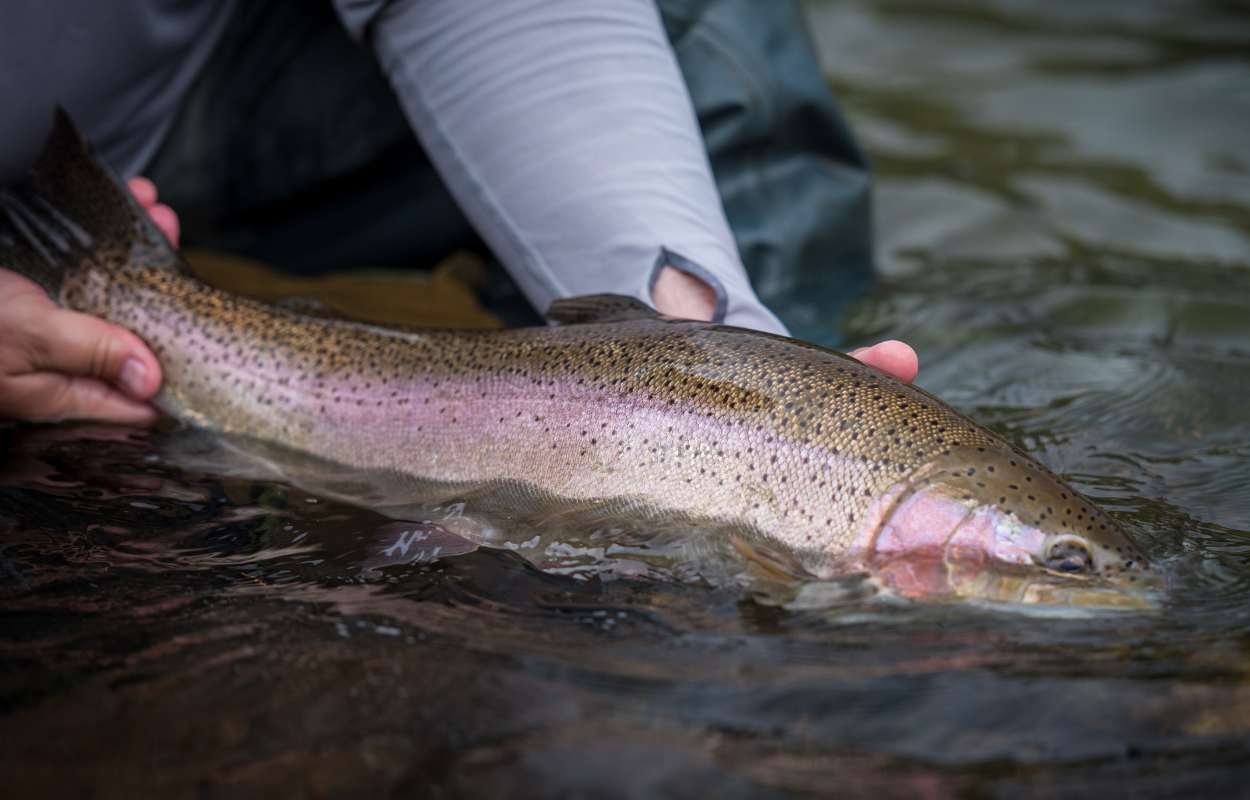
[
  {"x1": 3, "y1": 0, "x2": 1250, "y2": 796},
  {"x1": 3, "y1": 422, "x2": 1250, "y2": 797}
]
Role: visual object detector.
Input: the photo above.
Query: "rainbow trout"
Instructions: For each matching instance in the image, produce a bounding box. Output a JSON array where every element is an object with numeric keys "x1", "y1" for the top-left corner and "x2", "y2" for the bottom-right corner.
[{"x1": 1, "y1": 112, "x2": 1161, "y2": 605}]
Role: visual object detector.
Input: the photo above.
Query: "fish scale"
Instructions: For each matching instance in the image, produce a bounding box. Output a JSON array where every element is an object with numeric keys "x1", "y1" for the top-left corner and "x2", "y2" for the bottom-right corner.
[
  {"x1": 93, "y1": 265, "x2": 996, "y2": 565},
  {"x1": 0, "y1": 110, "x2": 1160, "y2": 600}
]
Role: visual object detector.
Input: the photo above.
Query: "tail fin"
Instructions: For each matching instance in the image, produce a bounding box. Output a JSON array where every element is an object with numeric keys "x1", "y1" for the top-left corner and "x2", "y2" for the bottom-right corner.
[{"x1": 0, "y1": 107, "x2": 187, "y2": 296}]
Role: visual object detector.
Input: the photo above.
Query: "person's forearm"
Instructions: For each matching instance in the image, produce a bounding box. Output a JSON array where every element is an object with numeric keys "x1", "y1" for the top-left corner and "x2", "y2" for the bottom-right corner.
[{"x1": 336, "y1": 0, "x2": 787, "y2": 335}]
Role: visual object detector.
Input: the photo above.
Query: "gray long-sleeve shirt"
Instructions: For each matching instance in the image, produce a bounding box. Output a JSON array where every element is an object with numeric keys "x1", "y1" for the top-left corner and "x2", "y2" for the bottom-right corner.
[{"x1": 0, "y1": 0, "x2": 787, "y2": 334}]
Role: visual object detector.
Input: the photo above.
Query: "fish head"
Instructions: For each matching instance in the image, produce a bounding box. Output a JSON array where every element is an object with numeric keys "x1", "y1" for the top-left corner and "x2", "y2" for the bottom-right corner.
[{"x1": 869, "y1": 447, "x2": 1163, "y2": 607}]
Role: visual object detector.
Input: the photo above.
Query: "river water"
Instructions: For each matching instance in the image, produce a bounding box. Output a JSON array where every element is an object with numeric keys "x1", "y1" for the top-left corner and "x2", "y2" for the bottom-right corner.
[{"x1": 3, "y1": 1, "x2": 1250, "y2": 797}]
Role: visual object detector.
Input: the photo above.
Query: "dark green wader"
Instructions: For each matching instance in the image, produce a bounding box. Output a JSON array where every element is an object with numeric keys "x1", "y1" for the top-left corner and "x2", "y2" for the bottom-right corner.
[{"x1": 147, "y1": 0, "x2": 873, "y2": 343}]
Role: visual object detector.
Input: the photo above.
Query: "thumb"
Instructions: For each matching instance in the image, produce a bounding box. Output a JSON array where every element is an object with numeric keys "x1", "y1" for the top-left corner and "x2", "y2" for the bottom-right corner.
[
  {"x1": 1, "y1": 300, "x2": 164, "y2": 422},
  {"x1": 1, "y1": 269, "x2": 161, "y2": 422},
  {"x1": 25, "y1": 306, "x2": 162, "y2": 400}
]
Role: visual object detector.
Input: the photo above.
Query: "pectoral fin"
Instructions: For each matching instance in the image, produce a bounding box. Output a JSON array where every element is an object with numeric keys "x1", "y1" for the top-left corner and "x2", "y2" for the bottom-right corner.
[{"x1": 731, "y1": 536, "x2": 816, "y2": 581}]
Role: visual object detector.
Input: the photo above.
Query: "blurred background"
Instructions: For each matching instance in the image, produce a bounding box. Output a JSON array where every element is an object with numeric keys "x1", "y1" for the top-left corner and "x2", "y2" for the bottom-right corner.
[{"x1": 819, "y1": 0, "x2": 1250, "y2": 537}]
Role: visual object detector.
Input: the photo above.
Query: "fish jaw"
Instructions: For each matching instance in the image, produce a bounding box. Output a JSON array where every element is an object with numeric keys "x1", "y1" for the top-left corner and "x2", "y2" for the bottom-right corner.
[{"x1": 866, "y1": 482, "x2": 1163, "y2": 606}]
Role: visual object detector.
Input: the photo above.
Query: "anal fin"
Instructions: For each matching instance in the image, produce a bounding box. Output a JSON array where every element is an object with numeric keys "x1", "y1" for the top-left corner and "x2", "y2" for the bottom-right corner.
[{"x1": 357, "y1": 521, "x2": 479, "y2": 578}]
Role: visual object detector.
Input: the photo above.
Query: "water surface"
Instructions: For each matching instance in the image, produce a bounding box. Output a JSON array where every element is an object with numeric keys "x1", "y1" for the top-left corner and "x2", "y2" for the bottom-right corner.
[{"x1": 3, "y1": 1, "x2": 1250, "y2": 796}]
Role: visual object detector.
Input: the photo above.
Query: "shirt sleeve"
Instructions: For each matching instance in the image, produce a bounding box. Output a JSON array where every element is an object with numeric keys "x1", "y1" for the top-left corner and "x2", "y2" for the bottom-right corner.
[{"x1": 331, "y1": 0, "x2": 789, "y2": 336}]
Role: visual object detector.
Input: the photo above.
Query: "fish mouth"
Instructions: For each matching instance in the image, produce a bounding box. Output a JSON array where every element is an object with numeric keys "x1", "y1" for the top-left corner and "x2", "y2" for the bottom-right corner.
[
  {"x1": 950, "y1": 559, "x2": 1164, "y2": 609},
  {"x1": 872, "y1": 550, "x2": 1164, "y2": 609},
  {"x1": 866, "y1": 477, "x2": 1165, "y2": 607}
]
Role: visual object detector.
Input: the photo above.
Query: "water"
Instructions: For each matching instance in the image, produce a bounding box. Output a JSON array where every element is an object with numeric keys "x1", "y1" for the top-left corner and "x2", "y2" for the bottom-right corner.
[{"x1": 3, "y1": 1, "x2": 1250, "y2": 796}]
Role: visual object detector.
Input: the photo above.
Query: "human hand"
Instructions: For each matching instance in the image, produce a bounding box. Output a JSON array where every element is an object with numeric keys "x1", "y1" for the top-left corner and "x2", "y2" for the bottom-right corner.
[
  {"x1": 0, "y1": 178, "x2": 174, "y2": 422},
  {"x1": 848, "y1": 341, "x2": 918, "y2": 384},
  {"x1": 127, "y1": 177, "x2": 180, "y2": 247},
  {"x1": 0, "y1": 269, "x2": 162, "y2": 422},
  {"x1": 651, "y1": 265, "x2": 919, "y2": 383},
  {"x1": 651, "y1": 264, "x2": 719, "y2": 322}
]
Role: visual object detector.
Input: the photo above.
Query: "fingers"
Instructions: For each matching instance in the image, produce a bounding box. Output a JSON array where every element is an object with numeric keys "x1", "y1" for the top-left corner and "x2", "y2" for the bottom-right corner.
[
  {"x1": 0, "y1": 269, "x2": 162, "y2": 423},
  {"x1": 849, "y1": 340, "x2": 919, "y2": 383},
  {"x1": 146, "y1": 204, "x2": 181, "y2": 248},
  {"x1": 0, "y1": 373, "x2": 158, "y2": 424},
  {"x1": 24, "y1": 306, "x2": 162, "y2": 398},
  {"x1": 126, "y1": 177, "x2": 181, "y2": 248},
  {"x1": 127, "y1": 176, "x2": 158, "y2": 207}
]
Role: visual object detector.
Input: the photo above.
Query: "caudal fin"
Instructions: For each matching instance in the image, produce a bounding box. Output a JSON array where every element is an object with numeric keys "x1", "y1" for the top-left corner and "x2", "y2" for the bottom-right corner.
[{"x1": 0, "y1": 107, "x2": 185, "y2": 296}]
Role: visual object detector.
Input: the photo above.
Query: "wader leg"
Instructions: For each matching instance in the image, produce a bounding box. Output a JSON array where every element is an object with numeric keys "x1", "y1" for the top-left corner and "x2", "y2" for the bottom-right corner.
[{"x1": 145, "y1": 0, "x2": 475, "y2": 276}]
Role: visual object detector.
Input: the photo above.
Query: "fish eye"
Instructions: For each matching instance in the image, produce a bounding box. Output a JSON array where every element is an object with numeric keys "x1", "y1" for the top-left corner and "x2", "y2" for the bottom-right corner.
[{"x1": 1046, "y1": 538, "x2": 1093, "y2": 574}]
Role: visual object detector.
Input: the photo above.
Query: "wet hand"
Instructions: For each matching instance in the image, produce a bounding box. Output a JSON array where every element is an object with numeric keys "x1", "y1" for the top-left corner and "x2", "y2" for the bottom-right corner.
[
  {"x1": 0, "y1": 269, "x2": 162, "y2": 422},
  {"x1": 652, "y1": 265, "x2": 919, "y2": 383},
  {"x1": 0, "y1": 178, "x2": 173, "y2": 422}
]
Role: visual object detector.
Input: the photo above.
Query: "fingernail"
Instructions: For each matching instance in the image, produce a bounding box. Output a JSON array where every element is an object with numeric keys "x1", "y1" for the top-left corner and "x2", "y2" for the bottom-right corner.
[{"x1": 119, "y1": 358, "x2": 147, "y2": 397}]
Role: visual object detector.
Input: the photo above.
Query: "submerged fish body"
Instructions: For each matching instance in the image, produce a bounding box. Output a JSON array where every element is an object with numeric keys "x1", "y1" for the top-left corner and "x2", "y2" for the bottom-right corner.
[{"x1": 1, "y1": 111, "x2": 1162, "y2": 604}]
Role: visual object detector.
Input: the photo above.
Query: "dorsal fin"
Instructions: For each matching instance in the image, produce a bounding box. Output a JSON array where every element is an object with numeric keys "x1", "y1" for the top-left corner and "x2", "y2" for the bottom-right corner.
[{"x1": 544, "y1": 294, "x2": 660, "y2": 326}]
